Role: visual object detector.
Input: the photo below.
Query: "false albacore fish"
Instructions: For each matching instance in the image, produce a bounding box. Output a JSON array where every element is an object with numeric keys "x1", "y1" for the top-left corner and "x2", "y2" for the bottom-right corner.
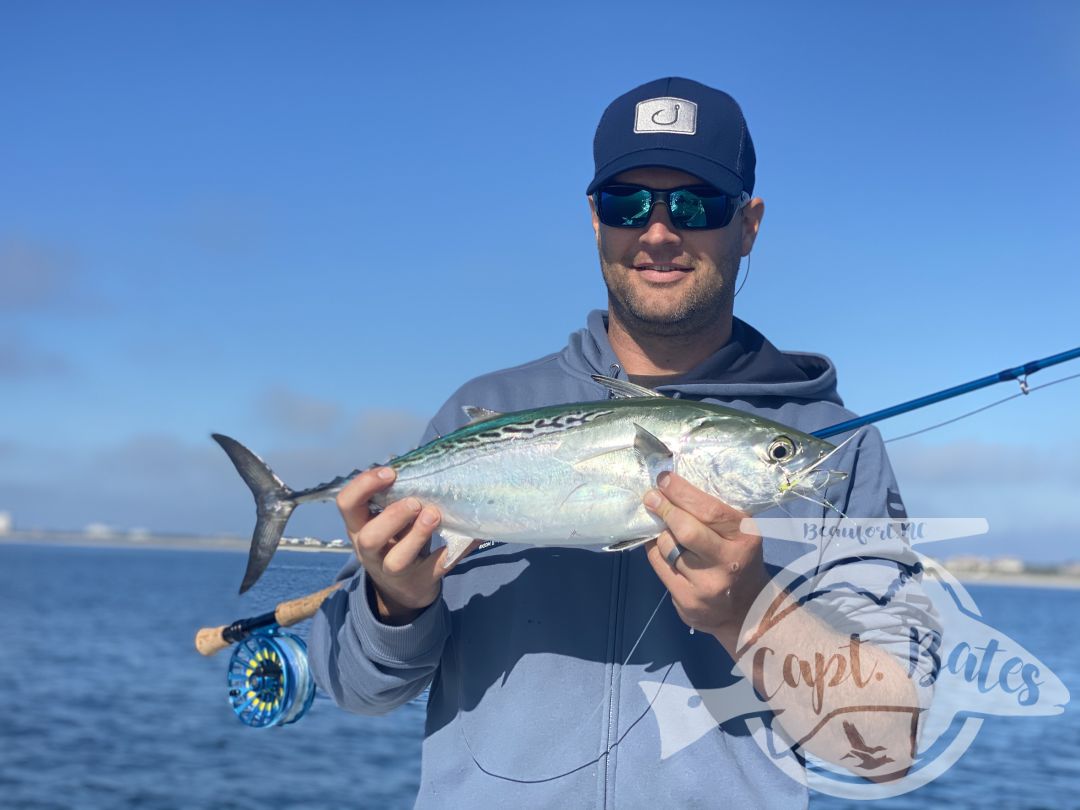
[{"x1": 215, "y1": 375, "x2": 849, "y2": 593}]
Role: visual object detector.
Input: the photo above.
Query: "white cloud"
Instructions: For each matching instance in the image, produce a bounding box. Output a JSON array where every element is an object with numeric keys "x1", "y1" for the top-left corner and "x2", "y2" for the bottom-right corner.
[
  {"x1": 256, "y1": 386, "x2": 344, "y2": 435},
  {"x1": 0, "y1": 334, "x2": 70, "y2": 378},
  {"x1": 887, "y1": 439, "x2": 1080, "y2": 486},
  {"x1": 0, "y1": 409, "x2": 428, "y2": 538},
  {"x1": 174, "y1": 196, "x2": 270, "y2": 258},
  {"x1": 887, "y1": 439, "x2": 1080, "y2": 550},
  {"x1": 0, "y1": 239, "x2": 80, "y2": 312}
]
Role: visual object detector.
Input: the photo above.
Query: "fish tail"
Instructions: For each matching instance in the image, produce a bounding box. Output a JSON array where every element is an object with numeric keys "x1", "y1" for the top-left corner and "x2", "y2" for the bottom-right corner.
[{"x1": 212, "y1": 433, "x2": 297, "y2": 594}]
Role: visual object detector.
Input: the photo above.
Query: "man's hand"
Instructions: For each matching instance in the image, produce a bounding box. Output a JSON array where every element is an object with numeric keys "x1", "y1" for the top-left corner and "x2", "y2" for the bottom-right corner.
[
  {"x1": 642, "y1": 471, "x2": 768, "y2": 645},
  {"x1": 337, "y1": 468, "x2": 478, "y2": 626},
  {"x1": 643, "y1": 471, "x2": 922, "y2": 778}
]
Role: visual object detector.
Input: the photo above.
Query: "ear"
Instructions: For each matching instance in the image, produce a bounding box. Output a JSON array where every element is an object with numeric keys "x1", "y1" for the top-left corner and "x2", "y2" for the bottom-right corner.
[{"x1": 740, "y1": 197, "x2": 765, "y2": 257}]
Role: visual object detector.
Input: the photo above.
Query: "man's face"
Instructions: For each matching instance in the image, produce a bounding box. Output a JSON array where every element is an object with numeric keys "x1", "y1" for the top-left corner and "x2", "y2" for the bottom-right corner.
[{"x1": 590, "y1": 166, "x2": 762, "y2": 338}]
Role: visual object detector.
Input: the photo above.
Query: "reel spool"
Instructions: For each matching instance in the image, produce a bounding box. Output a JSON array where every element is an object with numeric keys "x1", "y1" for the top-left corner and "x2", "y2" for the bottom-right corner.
[{"x1": 227, "y1": 627, "x2": 315, "y2": 728}]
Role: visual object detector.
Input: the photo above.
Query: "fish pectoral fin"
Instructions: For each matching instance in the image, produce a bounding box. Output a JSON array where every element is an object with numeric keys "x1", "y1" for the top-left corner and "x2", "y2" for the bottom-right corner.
[
  {"x1": 440, "y1": 528, "x2": 479, "y2": 567},
  {"x1": 558, "y1": 481, "x2": 639, "y2": 508},
  {"x1": 591, "y1": 374, "x2": 664, "y2": 399},
  {"x1": 633, "y1": 423, "x2": 674, "y2": 487},
  {"x1": 462, "y1": 405, "x2": 502, "y2": 424},
  {"x1": 602, "y1": 536, "x2": 655, "y2": 552},
  {"x1": 567, "y1": 445, "x2": 639, "y2": 471}
]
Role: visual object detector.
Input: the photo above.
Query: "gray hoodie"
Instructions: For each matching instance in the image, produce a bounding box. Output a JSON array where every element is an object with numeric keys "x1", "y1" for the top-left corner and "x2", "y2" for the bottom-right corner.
[{"x1": 309, "y1": 311, "x2": 931, "y2": 809}]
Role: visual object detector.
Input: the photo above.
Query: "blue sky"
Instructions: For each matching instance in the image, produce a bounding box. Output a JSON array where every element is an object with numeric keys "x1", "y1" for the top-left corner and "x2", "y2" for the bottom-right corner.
[{"x1": 2, "y1": 2, "x2": 1078, "y2": 561}]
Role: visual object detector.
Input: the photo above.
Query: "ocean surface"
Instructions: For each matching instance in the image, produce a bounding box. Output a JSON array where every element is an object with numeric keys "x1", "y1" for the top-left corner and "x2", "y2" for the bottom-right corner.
[{"x1": 1, "y1": 543, "x2": 1077, "y2": 809}]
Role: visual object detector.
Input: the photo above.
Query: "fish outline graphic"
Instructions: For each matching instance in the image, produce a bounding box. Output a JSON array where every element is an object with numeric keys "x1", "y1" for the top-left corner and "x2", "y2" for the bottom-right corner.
[{"x1": 639, "y1": 544, "x2": 1069, "y2": 800}]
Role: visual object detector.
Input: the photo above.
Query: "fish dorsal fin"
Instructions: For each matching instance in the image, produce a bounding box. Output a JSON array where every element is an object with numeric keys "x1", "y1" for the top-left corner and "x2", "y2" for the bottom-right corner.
[
  {"x1": 591, "y1": 374, "x2": 664, "y2": 399},
  {"x1": 462, "y1": 405, "x2": 502, "y2": 424}
]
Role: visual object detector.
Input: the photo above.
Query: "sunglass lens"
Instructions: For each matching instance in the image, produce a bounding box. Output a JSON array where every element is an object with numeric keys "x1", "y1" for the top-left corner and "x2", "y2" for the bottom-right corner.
[
  {"x1": 669, "y1": 188, "x2": 730, "y2": 229},
  {"x1": 597, "y1": 187, "x2": 653, "y2": 227}
]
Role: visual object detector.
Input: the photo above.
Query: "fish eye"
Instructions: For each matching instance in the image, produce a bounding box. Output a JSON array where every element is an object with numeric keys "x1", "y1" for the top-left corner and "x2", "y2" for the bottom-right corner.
[{"x1": 767, "y1": 436, "x2": 797, "y2": 463}]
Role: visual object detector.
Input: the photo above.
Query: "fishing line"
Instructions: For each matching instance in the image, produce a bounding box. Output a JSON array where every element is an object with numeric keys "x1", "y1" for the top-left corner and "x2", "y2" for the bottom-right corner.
[
  {"x1": 786, "y1": 489, "x2": 849, "y2": 520},
  {"x1": 621, "y1": 589, "x2": 670, "y2": 666},
  {"x1": 814, "y1": 345, "x2": 1080, "y2": 439},
  {"x1": 884, "y1": 371, "x2": 1080, "y2": 444},
  {"x1": 455, "y1": 572, "x2": 677, "y2": 783}
]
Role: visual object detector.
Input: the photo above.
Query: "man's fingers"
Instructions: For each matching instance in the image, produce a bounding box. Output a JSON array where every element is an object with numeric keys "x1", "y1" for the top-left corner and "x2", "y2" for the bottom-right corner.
[
  {"x1": 382, "y1": 507, "x2": 441, "y2": 575},
  {"x1": 657, "y1": 531, "x2": 691, "y2": 571},
  {"x1": 644, "y1": 537, "x2": 685, "y2": 593},
  {"x1": 657, "y1": 472, "x2": 745, "y2": 533},
  {"x1": 336, "y1": 467, "x2": 397, "y2": 535},
  {"x1": 643, "y1": 489, "x2": 716, "y2": 557},
  {"x1": 354, "y1": 496, "x2": 422, "y2": 554}
]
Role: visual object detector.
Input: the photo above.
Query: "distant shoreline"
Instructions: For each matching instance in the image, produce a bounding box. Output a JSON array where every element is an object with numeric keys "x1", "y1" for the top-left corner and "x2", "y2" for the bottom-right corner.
[
  {"x1": 945, "y1": 571, "x2": 1080, "y2": 590},
  {"x1": 4, "y1": 532, "x2": 1080, "y2": 590},
  {"x1": 0, "y1": 531, "x2": 350, "y2": 554}
]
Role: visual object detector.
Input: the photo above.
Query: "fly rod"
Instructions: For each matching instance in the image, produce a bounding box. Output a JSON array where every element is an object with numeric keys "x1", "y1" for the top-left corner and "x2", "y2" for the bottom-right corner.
[{"x1": 813, "y1": 345, "x2": 1080, "y2": 439}]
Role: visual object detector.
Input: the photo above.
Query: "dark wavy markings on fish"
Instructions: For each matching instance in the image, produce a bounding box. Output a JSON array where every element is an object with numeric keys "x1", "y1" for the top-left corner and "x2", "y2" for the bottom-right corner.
[{"x1": 394, "y1": 408, "x2": 615, "y2": 471}]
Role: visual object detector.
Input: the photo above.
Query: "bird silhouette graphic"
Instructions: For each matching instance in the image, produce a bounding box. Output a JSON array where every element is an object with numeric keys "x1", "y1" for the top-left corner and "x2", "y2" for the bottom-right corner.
[{"x1": 840, "y1": 720, "x2": 894, "y2": 770}]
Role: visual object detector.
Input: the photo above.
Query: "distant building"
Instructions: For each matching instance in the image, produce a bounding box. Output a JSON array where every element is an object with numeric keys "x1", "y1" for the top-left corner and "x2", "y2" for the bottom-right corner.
[
  {"x1": 327, "y1": 538, "x2": 347, "y2": 548},
  {"x1": 947, "y1": 555, "x2": 1029, "y2": 576},
  {"x1": 990, "y1": 557, "x2": 1025, "y2": 574},
  {"x1": 0, "y1": 512, "x2": 11, "y2": 535},
  {"x1": 945, "y1": 555, "x2": 990, "y2": 573},
  {"x1": 85, "y1": 523, "x2": 114, "y2": 539}
]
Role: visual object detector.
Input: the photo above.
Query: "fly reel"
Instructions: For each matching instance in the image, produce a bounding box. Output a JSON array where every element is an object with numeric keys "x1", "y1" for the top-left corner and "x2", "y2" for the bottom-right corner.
[{"x1": 226, "y1": 628, "x2": 315, "y2": 728}]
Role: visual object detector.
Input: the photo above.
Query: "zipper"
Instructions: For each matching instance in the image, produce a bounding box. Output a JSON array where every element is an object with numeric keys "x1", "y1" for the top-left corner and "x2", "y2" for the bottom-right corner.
[{"x1": 600, "y1": 549, "x2": 627, "y2": 807}]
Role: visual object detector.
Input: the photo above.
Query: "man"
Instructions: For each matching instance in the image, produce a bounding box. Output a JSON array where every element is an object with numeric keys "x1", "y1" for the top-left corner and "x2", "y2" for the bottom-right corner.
[{"x1": 310, "y1": 78, "x2": 933, "y2": 808}]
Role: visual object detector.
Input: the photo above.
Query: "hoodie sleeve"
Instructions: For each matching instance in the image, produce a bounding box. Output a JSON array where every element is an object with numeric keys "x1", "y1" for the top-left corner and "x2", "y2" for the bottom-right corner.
[
  {"x1": 305, "y1": 370, "x2": 577, "y2": 715},
  {"x1": 307, "y1": 564, "x2": 450, "y2": 715},
  {"x1": 306, "y1": 414, "x2": 459, "y2": 716}
]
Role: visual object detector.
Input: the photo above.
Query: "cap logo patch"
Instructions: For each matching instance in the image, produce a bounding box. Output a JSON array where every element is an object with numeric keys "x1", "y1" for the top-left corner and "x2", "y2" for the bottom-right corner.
[{"x1": 634, "y1": 97, "x2": 697, "y2": 135}]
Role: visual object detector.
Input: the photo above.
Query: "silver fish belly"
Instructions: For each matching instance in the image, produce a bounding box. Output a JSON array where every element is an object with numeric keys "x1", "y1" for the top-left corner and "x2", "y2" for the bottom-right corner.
[{"x1": 382, "y1": 404, "x2": 667, "y2": 547}]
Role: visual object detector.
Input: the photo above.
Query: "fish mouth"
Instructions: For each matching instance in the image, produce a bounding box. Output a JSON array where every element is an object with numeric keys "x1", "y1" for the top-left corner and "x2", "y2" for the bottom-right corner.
[
  {"x1": 779, "y1": 434, "x2": 857, "y2": 495},
  {"x1": 785, "y1": 467, "x2": 848, "y2": 493}
]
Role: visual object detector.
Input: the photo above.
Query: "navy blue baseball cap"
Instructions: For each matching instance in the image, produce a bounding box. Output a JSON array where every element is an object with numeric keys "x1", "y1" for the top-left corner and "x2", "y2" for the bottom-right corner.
[{"x1": 586, "y1": 77, "x2": 756, "y2": 198}]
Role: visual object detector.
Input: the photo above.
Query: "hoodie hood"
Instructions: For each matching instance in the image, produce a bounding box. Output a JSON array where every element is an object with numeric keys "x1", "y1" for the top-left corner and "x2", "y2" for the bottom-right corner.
[{"x1": 562, "y1": 309, "x2": 843, "y2": 406}]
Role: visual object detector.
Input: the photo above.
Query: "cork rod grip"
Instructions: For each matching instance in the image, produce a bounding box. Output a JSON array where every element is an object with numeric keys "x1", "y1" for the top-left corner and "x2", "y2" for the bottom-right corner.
[
  {"x1": 275, "y1": 582, "x2": 345, "y2": 626},
  {"x1": 195, "y1": 625, "x2": 233, "y2": 657},
  {"x1": 194, "y1": 581, "x2": 345, "y2": 657}
]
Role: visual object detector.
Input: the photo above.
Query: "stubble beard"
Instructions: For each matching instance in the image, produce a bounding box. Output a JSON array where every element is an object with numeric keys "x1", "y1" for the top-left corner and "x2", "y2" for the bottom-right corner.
[{"x1": 601, "y1": 254, "x2": 740, "y2": 339}]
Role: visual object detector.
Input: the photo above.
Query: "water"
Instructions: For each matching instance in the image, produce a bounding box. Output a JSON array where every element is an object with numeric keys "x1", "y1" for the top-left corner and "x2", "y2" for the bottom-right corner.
[
  {"x1": 810, "y1": 582, "x2": 1080, "y2": 809},
  {"x1": 1, "y1": 543, "x2": 1078, "y2": 809},
  {"x1": 0, "y1": 544, "x2": 420, "y2": 810}
]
